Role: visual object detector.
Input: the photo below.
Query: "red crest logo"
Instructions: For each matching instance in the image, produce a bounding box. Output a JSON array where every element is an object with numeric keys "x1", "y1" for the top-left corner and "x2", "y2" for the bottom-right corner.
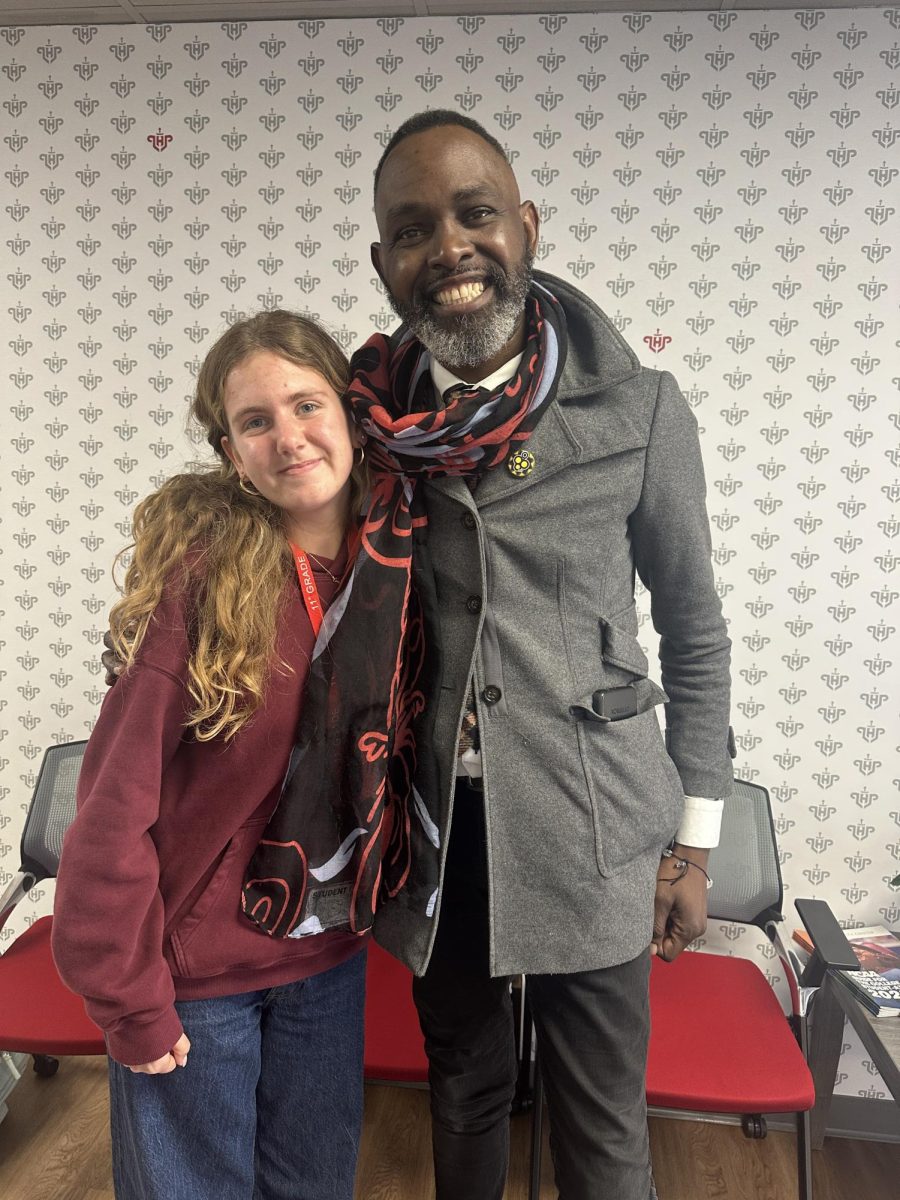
[
  {"x1": 147, "y1": 128, "x2": 173, "y2": 152},
  {"x1": 643, "y1": 331, "x2": 672, "y2": 354}
]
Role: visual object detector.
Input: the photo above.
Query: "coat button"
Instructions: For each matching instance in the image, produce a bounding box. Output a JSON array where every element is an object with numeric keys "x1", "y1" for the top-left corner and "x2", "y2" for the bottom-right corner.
[
  {"x1": 462, "y1": 512, "x2": 476, "y2": 530},
  {"x1": 482, "y1": 685, "x2": 502, "y2": 705},
  {"x1": 466, "y1": 595, "x2": 482, "y2": 614}
]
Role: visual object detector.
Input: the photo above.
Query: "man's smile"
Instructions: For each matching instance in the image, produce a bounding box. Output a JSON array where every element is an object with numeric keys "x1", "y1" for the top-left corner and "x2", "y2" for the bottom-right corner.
[{"x1": 431, "y1": 278, "x2": 487, "y2": 308}]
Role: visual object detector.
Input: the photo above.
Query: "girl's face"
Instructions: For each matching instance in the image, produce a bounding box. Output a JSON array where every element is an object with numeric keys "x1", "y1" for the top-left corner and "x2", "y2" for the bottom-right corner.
[{"x1": 221, "y1": 350, "x2": 358, "y2": 543}]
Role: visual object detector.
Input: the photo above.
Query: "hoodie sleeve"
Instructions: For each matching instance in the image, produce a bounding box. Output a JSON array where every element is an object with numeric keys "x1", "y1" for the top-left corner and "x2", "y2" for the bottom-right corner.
[{"x1": 51, "y1": 590, "x2": 193, "y2": 1067}]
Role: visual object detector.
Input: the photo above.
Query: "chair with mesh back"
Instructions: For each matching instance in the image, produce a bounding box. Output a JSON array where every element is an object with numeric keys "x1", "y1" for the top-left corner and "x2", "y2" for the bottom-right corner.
[
  {"x1": 528, "y1": 778, "x2": 855, "y2": 1200},
  {"x1": 0, "y1": 740, "x2": 105, "y2": 1076}
]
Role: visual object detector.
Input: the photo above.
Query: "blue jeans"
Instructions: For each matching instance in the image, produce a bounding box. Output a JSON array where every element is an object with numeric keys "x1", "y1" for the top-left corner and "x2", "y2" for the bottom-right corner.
[{"x1": 108, "y1": 949, "x2": 366, "y2": 1200}]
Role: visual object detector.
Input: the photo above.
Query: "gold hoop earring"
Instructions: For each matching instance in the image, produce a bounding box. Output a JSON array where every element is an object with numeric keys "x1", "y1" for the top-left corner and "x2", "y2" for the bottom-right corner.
[
  {"x1": 239, "y1": 476, "x2": 261, "y2": 498},
  {"x1": 354, "y1": 445, "x2": 365, "y2": 467}
]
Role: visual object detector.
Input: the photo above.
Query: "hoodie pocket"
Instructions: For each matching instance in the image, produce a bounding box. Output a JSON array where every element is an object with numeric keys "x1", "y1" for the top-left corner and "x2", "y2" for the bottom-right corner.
[{"x1": 168, "y1": 815, "x2": 275, "y2": 979}]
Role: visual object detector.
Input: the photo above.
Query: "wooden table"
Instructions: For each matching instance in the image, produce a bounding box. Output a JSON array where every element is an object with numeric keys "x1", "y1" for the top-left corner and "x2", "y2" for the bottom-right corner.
[{"x1": 808, "y1": 968, "x2": 900, "y2": 1148}]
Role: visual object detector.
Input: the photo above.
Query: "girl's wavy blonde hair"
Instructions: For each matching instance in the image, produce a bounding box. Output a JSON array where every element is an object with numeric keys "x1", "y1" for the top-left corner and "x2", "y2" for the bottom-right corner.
[{"x1": 109, "y1": 311, "x2": 365, "y2": 741}]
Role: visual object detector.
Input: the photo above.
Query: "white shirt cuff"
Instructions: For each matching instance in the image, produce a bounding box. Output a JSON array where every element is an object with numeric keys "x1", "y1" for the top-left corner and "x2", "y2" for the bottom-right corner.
[{"x1": 675, "y1": 796, "x2": 724, "y2": 849}]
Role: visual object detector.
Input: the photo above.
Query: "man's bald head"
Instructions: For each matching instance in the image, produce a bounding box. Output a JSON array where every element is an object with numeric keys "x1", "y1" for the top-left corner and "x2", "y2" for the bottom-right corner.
[{"x1": 373, "y1": 110, "x2": 511, "y2": 202}]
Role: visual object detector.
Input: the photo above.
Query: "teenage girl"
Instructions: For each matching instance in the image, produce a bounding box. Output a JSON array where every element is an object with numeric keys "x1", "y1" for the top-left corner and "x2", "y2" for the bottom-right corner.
[{"x1": 53, "y1": 312, "x2": 371, "y2": 1200}]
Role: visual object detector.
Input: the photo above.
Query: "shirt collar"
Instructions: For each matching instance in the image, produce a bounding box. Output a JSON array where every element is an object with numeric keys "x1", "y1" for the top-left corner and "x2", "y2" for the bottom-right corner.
[{"x1": 431, "y1": 352, "x2": 524, "y2": 399}]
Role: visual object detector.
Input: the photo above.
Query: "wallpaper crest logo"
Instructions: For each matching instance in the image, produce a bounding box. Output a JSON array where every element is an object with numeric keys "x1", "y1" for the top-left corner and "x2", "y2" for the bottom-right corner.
[
  {"x1": 540, "y1": 50, "x2": 566, "y2": 74},
  {"x1": 417, "y1": 29, "x2": 443, "y2": 55},
  {"x1": 539, "y1": 14, "x2": 567, "y2": 36},
  {"x1": 261, "y1": 35, "x2": 285, "y2": 60},
  {"x1": 147, "y1": 128, "x2": 173, "y2": 151},
  {"x1": 416, "y1": 68, "x2": 441, "y2": 93},
  {"x1": 643, "y1": 331, "x2": 671, "y2": 354},
  {"x1": 338, "y1": 33, "x2": 364, "y2": 57},
  {"x1": 581, "y1": 29, "x2": 608, "y2": 54},
  {"x1": 3, "y1": 58, "x2": 26, "y2": 83},
  {"x1": 497, "y1": 69, "x2": 523, "y2": 94},
  {"x1": 575, "y1": 106, "x2": 603, "y2": 130},
  {"x1": 457, "y1": 49, "x2": 483, "y2": 75}
]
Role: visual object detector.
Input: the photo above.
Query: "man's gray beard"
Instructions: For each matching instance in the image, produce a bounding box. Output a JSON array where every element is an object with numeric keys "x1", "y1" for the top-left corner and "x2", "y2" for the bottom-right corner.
[{"x1": 389, "y1": 255, "x2": 534, "y2": 372}]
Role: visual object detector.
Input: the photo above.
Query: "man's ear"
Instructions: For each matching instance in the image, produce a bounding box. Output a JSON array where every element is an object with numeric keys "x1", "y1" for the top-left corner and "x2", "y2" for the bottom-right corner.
[
  {"x1": 370, "y1": 242, "x2": 386, "y2": 287},
  {"x1": 520, "y1": 200, "x2": 540, "y2": 258}
]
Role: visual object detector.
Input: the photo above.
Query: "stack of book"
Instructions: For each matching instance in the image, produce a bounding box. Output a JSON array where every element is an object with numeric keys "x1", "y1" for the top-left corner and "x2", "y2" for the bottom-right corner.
[{"x1": 793, "y1": 923, "x2": 900, "y2": 1018}]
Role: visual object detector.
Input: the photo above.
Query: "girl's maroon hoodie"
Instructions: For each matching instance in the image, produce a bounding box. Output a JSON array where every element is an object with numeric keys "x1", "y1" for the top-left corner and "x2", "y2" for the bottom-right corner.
[{"x1": 52, "y1": 561, "x2": 364, "y2": 1066}]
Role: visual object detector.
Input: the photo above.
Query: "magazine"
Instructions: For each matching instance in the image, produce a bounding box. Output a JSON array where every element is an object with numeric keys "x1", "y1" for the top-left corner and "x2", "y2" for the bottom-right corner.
[
  {"x1": 834, "y1": 969, "x2": 900, "y2": 1018},
  {"x1": 793, "y1": 923, "x2": 900, "y2": 1017}
]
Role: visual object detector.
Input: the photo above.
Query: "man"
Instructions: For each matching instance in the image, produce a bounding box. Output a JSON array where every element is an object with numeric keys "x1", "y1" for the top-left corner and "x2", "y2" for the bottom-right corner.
[{"x1": 365, "y1": 111, "x2": 734, "y2": 1200}]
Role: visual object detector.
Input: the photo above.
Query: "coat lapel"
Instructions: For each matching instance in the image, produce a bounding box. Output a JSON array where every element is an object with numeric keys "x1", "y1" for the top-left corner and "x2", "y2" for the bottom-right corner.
[{"x1": 473, "y1": 399, "x2": 581, "y2": 507}]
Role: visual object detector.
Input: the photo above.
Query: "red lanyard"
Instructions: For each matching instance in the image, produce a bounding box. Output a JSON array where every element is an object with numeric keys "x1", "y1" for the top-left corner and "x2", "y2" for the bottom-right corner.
[
  {"x1": 289, "y1": 528, "x2": 358, "y2": 635},
  {"x1": 290, "y1": 543, "x2": 325, "y2": 636}
]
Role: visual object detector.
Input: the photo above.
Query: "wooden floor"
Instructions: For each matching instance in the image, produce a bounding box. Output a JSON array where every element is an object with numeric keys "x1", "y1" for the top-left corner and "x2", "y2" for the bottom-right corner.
[{"x1": 1, "y1": 1056, "x2": 898, "y2": 1199}]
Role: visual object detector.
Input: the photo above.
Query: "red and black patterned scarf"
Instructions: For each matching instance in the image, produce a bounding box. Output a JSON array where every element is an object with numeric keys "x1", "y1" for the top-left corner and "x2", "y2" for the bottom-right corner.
[{"x1": 241, "y1": 285, "x2": 565, "y2": 940}]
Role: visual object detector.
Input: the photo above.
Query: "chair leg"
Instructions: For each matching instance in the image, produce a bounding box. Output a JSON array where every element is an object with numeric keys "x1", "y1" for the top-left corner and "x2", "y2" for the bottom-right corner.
[
  {"x1": 529, "y1": 1053, "x2": 544, "y2": 1200},
  {"x1": 796, "y1": 1108, "x2": 813, "y2": 1200},
  {"x1": 512, "y1": 978, "x2": 534, "y2": 1115},
  {"x1": 32, "y1": 1054, "x2": 59, "y2": 1077},
  {"x1": 792, "y1": 1003, "x2": 814, "y2": 1199}
]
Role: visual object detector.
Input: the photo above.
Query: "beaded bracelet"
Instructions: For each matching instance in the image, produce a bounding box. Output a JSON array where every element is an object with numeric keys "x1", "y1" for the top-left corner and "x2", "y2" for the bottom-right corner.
[{"x1": 660, "y1": 844, "x2": 714, "y2": 890}]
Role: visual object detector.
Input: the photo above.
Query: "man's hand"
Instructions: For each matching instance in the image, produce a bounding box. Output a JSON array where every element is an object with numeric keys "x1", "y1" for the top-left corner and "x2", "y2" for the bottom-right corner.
[
  {"x1": 101, "y1": 629, "x2": 125, "y2": 687},
  {"x1": 651, "y1": 844, "x2": 710, "y2": 963},
  {"x1": 128, "y1": 1032, "x2": 191, "y2": 1075}
]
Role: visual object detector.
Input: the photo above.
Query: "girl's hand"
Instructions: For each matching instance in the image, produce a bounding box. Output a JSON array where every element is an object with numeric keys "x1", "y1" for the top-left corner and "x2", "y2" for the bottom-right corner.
[{"x1": 128, "y1": 1032, "x2": 191, "y2": 1074}]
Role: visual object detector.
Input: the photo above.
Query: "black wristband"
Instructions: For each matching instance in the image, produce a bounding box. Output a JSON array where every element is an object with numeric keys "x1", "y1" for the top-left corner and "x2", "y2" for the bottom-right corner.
[{"x1": 661, "y1": 843, "x2": 713, "y2": 890}]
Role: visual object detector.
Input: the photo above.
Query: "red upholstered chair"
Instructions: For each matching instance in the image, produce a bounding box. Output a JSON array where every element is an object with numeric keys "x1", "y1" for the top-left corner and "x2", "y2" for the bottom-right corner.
[
  {"x1": 528, "y1": 779, "x2": 842, "y2": 1200},
  {"x1": 0, "y1": 741, "x2": 105, "y2": 1075},
  {"x1": 363, "y1": 939, "x2": 429, "y2": 1084}
]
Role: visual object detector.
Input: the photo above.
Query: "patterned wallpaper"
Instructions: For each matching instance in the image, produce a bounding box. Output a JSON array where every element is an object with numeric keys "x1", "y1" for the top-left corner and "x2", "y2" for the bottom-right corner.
[{"x1": 1, "y1": 9, "x2": 898, "y2": 1102}]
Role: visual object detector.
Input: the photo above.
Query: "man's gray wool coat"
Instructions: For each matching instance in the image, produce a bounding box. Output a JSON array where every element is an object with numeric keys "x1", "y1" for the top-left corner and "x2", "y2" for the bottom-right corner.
[{"x1": 375, "y1": 271, "x2": 734, "y2": 979}]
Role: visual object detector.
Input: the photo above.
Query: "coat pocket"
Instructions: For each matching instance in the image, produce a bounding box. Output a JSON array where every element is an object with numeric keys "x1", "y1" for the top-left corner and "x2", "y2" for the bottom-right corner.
[
  {"x1": 570, "y1": 616, "x2": 669, "y2": 721},
  {"x1": 576, "y1": 709, "x2": 684, "y2": 877}
]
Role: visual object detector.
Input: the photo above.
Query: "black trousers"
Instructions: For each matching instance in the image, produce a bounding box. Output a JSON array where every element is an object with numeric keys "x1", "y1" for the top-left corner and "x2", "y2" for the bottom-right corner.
[{"x1": 413, "y1": 780, "x2": 654, "y2": 1200}]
